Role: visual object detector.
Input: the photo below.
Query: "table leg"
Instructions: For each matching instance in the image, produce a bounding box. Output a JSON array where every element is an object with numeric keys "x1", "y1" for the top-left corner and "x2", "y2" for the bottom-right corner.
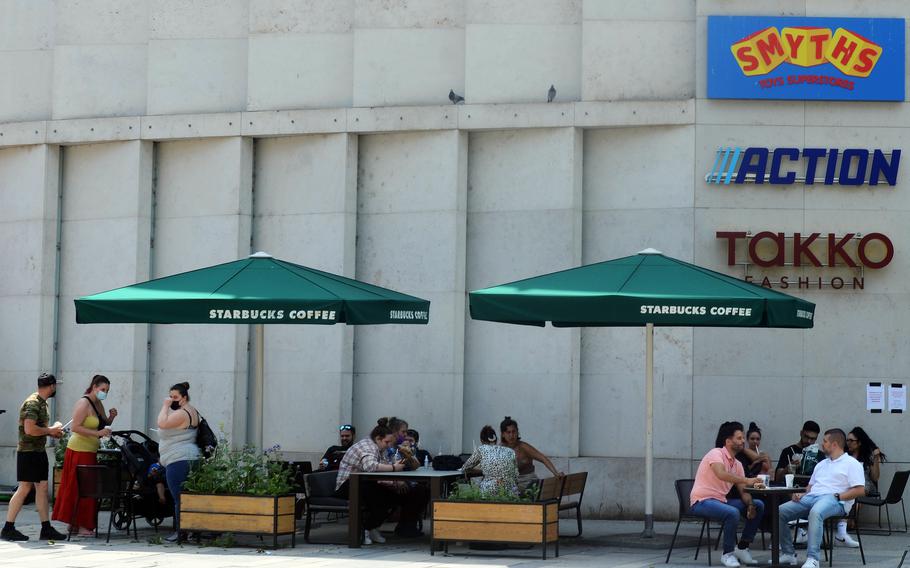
[
  {"x1": 770, "y1": 494, "x2": 780, "y2": 567},
  {"x1": 430, "y1": 477, "x2": 442, "y2": 501},
  {"x1": 348, "y1": 474, "x2": 361, "y2": 548}
]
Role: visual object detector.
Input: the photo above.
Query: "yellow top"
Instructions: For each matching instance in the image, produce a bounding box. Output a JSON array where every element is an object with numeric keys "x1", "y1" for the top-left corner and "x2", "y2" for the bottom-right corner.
[{"x1": 67, "y1": 414, "x2": 100, "y2": 453}]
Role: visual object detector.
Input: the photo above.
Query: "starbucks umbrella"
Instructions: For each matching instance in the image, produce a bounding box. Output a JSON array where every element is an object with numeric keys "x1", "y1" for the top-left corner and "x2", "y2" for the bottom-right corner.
[
  {"x1": 75, "y1": 252, "x2": 430, "y2": 445},
  {"x1": 469, "y1": 249, "x2": 814, "y2": 536}
]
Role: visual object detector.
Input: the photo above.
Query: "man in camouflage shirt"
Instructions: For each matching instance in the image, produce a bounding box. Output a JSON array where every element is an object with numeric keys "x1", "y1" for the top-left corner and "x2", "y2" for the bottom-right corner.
[{"x1": 1, "y1": 373, "x2": 66, "y2": 542}]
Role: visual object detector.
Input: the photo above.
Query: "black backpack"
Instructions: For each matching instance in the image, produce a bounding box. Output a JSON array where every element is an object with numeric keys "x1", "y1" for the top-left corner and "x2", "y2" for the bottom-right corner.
[
  {"x1": 432, "y1": 454, "x2": 464, "y2": 471},
  {"x1": 195, "y1": 413, "x2": 218, "y2": 458}
]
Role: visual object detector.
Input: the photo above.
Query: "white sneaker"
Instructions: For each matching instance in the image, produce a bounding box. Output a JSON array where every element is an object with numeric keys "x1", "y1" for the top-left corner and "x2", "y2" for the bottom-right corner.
[
  {"x1": 368, "y1": 529, "x2": 385, "y2": 544},
  {"x1": 363, "y1": 530, "x2": 372, "y2": 545},
  {"x1": 721, "y1": 552, "x2": 742, "y2": 567},
  {"x1": 770, "y1": 553, "x2": 798, "y2": 565},
  {"x1": 795, "y1": 528, "x2": 808, "y2": 544},
  {"x1": 734, "y1": 547, "x2": 758, "y2": 566},
  {"x1": 801, "y1": 558, "x2": 819, "y2": 568},
  {"x1": 835, "y1": 534, "x2": 859, "y2": 548}
]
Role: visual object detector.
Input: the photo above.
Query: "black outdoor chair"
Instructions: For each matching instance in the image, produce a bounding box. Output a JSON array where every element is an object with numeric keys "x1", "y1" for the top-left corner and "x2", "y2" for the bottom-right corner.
[
  {"x1": 667, "y1": 479, "x2": 715, "y2": 565},
  {"x1": 857, "y1": 470, "x2": 909, "y2": 535},
  {"x1": 285, "y1": 461, "x2": 312, "y2": 520},
  {"x1": 821, "y1": 508, "x2": 865, "y2": 566},
  {"x1": 68, "y1": 465, "x2": 127, "y2": 543},
  {"x1": 303, "y1": 470, "x2": 349, "y2": 543}
]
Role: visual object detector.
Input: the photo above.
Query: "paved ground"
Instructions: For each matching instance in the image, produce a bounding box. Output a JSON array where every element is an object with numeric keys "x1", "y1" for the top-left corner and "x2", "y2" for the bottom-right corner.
[{"x1": 1, "y1": 504, "x2": 906, "y2": 567}]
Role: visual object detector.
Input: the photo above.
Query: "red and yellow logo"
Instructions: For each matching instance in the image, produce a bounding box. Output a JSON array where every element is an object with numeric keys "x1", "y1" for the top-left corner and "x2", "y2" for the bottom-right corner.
[{"x1": 731, "y1": 26, "x2": 882, "y2": 77}]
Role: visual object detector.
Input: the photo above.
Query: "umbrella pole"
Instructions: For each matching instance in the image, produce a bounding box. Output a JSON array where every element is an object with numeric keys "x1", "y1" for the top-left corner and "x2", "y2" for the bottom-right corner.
[
  {"x1": 642, "y1": 322, "x2": 655, "y2": 538},
  {"x1": 250, "y1": 323, "x2": 265, "y2": 449}
]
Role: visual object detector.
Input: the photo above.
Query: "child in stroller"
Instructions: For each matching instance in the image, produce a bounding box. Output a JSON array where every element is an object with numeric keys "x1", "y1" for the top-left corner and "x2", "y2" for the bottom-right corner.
[{"x1": 110, "y1": 431, "x2": 174, "y2": 531}]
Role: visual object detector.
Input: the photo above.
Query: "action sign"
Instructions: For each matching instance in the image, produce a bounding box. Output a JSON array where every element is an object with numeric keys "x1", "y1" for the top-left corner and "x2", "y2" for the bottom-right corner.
[{"x1": 708, "y1": 16, "x2": 905, "y2": 101}]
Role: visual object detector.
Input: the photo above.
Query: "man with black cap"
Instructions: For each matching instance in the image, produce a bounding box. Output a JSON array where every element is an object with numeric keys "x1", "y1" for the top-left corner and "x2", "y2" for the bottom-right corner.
[{"x1": 2, "y1": 373, "x2": 67, "y2": 541}]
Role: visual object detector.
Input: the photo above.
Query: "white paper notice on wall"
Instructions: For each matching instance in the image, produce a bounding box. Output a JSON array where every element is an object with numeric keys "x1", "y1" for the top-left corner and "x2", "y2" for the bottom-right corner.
[
  {"x1": 867, "y1": 383, "x2": 885, "y2": 413},
  {"x1": 889, "y1": 384, "x2": 906, "y2": 413}
]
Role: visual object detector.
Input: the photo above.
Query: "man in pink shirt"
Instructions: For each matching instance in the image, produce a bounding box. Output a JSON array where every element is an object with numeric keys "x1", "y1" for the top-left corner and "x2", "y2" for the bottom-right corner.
[{"x1": 690, "y1": 421, "x2": 765, "y2": 567}]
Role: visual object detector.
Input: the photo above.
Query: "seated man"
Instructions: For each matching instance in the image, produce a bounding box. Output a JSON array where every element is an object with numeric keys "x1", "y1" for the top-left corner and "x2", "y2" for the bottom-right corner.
[
  {"x1": 775, "y1": 420, "x2": 820, "y2": 482},
  {"x1": 403, "y1": 429, "x2": 432, "y2": 468},
  {"x1": 776, "y1": 428, "x2": 865, "y2": 568},
  {"x1": 690, "y1": 421, "x2": 765, "y2": 567},
  {"x1": 319, "y1": 424, "x2": 355, "y2": 470}
]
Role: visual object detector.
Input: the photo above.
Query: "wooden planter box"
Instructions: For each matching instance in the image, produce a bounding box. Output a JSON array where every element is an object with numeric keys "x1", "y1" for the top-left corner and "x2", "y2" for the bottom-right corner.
[
  {"x1": 52, "y1": 467, "x2": 63, "y2": 501},
  {"x1": 432, "y1": 499, "x2": 559, "y2": 559},
  {"x1": 180, "y1": 493, "x2": 296, "y2": 548}
]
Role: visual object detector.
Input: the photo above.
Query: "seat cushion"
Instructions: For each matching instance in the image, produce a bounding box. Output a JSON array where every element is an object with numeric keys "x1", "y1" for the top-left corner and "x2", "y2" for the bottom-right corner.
[{"x1": 308, "y1": 496, "x2": 349, "y2": 509}]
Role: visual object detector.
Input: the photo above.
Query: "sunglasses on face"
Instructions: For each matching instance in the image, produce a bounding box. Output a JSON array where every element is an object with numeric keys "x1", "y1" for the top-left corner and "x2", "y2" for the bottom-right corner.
[{"x1": 339, "y1": 424, "x2": 353, "y2": 431}]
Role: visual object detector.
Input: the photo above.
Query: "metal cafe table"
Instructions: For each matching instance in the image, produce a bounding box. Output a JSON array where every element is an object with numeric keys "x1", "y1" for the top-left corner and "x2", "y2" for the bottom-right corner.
[
  {"x1": 347, "y1": 468, "x2": 462, "y2": 548},
  {"x1": 745, "y1": 485, "x2": 803, "y2": 568}
]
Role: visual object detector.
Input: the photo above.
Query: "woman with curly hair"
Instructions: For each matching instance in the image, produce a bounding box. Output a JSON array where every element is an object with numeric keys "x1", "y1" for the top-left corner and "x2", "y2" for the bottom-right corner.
[{"x1": 462, "y1": 425, "x2": 519, "y2": 497}]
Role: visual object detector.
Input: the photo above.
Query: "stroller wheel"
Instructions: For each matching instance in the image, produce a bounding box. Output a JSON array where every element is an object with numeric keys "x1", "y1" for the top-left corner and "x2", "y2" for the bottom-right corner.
[{"x1": 111, "y1": 510, "x2": 132, "y2": 531}]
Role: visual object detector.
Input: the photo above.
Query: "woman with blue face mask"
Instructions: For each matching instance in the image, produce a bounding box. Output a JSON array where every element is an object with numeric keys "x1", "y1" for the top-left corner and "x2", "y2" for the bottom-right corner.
[{"x1": 52, "y1": 374, "x2": 117, "y2": 536}]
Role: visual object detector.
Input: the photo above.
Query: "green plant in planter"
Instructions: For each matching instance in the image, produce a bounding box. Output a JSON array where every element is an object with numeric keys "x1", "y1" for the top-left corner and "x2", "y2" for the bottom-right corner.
[
  {"x1": 183, "y1": 438, "x2": 293, "y2": 496},
  {"x1": 96, "y1": 437, "x2": 119, "y2": 464},
  {"x1": 54, "y1": 432, "x2": 70, "y2": 468},
  {"x1": 447, "y1": 481, "x2": 536, "y2": 503}
]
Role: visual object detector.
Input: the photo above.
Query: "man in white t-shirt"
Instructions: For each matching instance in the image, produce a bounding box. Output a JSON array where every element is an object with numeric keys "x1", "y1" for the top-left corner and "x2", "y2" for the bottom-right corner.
[{"x1": 776, "y1": 428, "x2": 865, "y2": 568}]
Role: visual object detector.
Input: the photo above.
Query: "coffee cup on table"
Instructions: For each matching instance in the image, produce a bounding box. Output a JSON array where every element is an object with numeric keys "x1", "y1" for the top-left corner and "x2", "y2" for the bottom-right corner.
[
  {"x1": 785, "y1": 474, "x2": 795, "y2": 488},
  {"x1": 758, "y1": 474, "x2": 770, "y2": 487}
]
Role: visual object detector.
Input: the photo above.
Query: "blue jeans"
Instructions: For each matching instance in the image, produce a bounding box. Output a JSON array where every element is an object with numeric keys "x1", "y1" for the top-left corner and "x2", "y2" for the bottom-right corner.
[
  {"x1": 779, "y1": 493, "x2": 845, "y2": 560},
  {"x1": 164, "y1": 460, "x2": 196, "y2": 532},
  {"x1": 691, "y1": 497, "x2": 766, "y2": 553}
]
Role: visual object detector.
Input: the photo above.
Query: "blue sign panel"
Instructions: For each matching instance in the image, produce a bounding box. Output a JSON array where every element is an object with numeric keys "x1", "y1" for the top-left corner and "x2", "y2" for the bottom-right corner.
[{"x1": 708, "y1": 16, "x2": 904, "y2": 101}]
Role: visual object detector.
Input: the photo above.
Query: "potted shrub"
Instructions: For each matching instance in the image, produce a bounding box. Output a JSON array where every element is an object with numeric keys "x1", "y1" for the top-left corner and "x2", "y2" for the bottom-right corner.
[
  {"x1": 52, "y1": 432, "x2": 69, "y2": 500},
  {"x1": 432, "y1": 483, "x2": 559, "y2": 559},
  {"x1": 181, "y1": 441, "x2": 295, "y2": 548}
]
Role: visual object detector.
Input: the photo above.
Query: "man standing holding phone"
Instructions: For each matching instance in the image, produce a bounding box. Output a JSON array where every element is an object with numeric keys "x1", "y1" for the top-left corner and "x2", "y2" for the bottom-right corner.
[{"x1": 2, "y1": 373, "x2": 67, "y2": 542}]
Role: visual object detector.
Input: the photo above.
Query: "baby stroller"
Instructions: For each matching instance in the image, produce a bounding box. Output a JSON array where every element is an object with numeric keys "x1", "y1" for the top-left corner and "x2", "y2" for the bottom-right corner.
[{"x1": 109, "y1": 430, "x2": 174, "y2": 533}]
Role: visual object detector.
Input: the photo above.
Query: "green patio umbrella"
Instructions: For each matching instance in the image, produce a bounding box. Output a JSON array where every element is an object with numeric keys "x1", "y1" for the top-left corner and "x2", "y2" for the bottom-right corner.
[
  {"x1": 75, "y1": 252, "x2": 430, "y2": 446},
  {"x1": 76, "y1": 251, "x2": 430, "y2": 325},
  {"x1": 469, "y1": 249, "x2": 815, "y2": 536}
]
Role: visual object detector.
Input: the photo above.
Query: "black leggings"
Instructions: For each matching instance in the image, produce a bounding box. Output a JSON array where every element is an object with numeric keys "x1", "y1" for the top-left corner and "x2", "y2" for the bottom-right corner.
[
  {"x1": 335, "y1": 480, "x2": 399, "y2": 530},
  {"x1": 335, "y1": 480, "x2": 429, "y2": 530}
]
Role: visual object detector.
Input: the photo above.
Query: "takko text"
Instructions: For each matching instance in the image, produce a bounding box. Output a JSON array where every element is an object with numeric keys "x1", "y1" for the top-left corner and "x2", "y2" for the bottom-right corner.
[
  {"x1": 732, "y1": 26, "x2": 882, "y2": 77},
  {"x1": 717, "y1": 231, "x2": 894, "y2": 268}
]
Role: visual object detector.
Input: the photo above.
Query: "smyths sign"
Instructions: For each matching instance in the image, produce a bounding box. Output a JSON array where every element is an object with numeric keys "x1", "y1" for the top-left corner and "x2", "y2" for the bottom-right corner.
[
  {"x1": 717, "y1": 231, "x2": 893, "y2": 290},
  {"x1": 708, "y1": 16, "x2": 905, "y2": 101}
]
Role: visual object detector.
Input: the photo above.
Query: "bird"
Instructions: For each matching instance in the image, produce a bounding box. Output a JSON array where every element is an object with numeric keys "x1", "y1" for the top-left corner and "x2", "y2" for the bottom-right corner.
[
  {"x1": 449, "y1": 89, "x2": 465, "y2": 104},
  {"x1": 547, "y1": 84, "x2": 556, "y2": 103}
]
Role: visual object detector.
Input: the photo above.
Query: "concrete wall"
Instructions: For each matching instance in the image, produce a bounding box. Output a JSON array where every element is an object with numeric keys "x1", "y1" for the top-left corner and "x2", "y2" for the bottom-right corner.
[{"x1": 0, "y1": 0, "x2": 908, "y2": 520}]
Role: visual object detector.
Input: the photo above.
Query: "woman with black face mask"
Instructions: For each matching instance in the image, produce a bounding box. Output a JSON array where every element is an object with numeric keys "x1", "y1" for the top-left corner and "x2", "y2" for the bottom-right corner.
[{"x1": 156, "y1": 381, "x2": 200, "y2": 543}]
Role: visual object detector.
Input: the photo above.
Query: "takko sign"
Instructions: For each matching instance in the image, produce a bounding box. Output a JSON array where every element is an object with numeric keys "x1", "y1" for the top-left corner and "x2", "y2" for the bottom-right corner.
[
  {"x1": 708, "y1": 16, "x2": 905, "y2": 101},
  {"x1": 717, "y1": 231, "x2": 893, "y2": 290}
]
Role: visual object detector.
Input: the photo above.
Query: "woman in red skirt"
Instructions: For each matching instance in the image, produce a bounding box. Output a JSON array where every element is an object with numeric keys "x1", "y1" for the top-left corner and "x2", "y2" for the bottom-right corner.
[{"x1": 52, "y1": 375, "x2": 117, "y2": 536}]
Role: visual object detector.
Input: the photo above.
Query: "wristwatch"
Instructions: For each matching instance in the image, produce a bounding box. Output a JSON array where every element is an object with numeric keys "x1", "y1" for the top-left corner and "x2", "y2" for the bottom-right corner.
[{"x1": 834, "y1": 493, "x2": 841, "y2": 501}]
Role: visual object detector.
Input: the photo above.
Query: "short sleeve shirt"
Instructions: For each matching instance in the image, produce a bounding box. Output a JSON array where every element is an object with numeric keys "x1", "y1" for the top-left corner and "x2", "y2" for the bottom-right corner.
[
  {"x1": 691, "y1": 447, "x2": 744, "y2": 505},
  {"x1": 18, "y1": 392, "x2": 49, "y2": 452},
  {"x1": 808, "y1": 453, "x2": 866, "y2": 512}
]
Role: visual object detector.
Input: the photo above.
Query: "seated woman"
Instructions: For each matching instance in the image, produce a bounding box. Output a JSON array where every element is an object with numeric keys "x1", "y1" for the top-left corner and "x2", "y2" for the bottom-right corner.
[
  {"x1": 500, "y1": 416, "x2": 564, "y2": 492},
  {"x1": 835, "y1": 426, "x2": 887, "y2": 547},
  {"x1": 462, "y1": 425, "x2": 519, "y2": 498},
  {"x1": 736, "y1": 422, "x2": 772, "y2": 477},
  {"x1": 334, "y1": 420, "x2": 400, "y2": 545}
]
